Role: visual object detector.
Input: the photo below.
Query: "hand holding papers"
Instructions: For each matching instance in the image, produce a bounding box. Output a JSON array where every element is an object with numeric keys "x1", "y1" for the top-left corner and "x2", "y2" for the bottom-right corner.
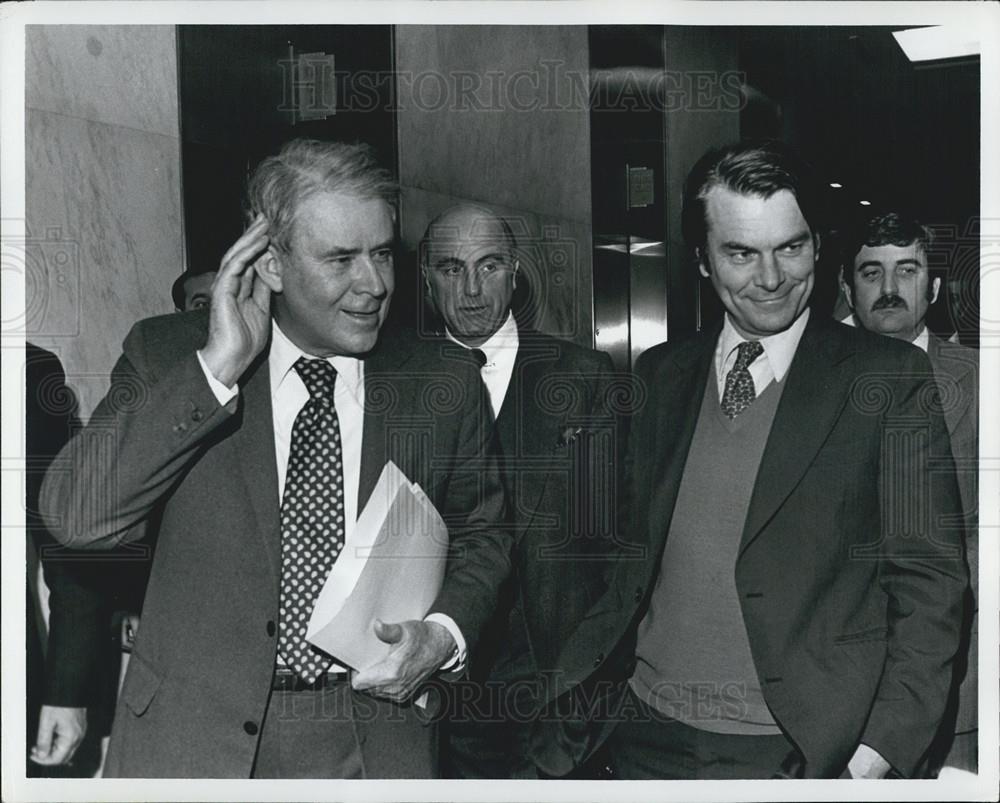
[
  {"x1": 352, "y1": 618, "x2": 458, "y2": 704},
  {"x1": 306, "y1": 461, "x2": 448, "y2": 673}
]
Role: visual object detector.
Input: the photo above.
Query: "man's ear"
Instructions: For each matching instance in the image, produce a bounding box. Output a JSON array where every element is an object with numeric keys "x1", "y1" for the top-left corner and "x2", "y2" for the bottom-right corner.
[
  {"x1": 511, "y1": 258, "x2": 519, "y2": 289},
  {"x1": 813, "y1": 232, "x2": 822, "y2": 262},
  {"x1": 929, "y1": 276, "x2": 941, "y2": 305},
  {"x1": 254, "y1": 247, "x2": 283, "y2": 293},
  {"x1": 839, "y1": 267, "x2": 855, "y2": 310},
  {"x1": 696, "y1": 248, "x2": 710, "y2": 279}
]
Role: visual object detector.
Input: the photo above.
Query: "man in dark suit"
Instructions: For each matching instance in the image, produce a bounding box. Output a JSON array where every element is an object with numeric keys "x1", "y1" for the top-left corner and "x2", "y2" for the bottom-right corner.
[
  {"x1": 419, "y1": 204, "x2": 622, "y2": 778},
  {"x1": 27, "y1": 344, "x2": 154, "y2": 778},
  {"x1": 40, "y1": 139, "x2": 509, "y2": 778},
  {"x1": 841, "y1": 211, "x2": 979, "y2": 773},
  {"x1": 171, "y1": 268, "x2": 217, "y2": 311},
  {"x1": 531, "y1": 141, "x2": 967, "y2": 779},
  {"x1": 26, "y1": 343, "x2": 111, "y2": 776}
]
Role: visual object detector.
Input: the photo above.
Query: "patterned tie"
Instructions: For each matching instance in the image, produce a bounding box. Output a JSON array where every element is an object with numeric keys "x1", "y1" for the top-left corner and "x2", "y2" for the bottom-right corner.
[
  {"x1": 720, "y1": 340, "x2": 764, "y2": 419},
  {"x1": 278, "y1": 357, "x2": 345, "y2": 682}
]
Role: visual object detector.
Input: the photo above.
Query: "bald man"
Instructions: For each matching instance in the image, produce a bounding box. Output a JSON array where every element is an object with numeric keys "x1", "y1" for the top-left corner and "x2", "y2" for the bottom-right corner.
[{"x1": 420, "y1": 205, "x2": 623, "y2": 778}]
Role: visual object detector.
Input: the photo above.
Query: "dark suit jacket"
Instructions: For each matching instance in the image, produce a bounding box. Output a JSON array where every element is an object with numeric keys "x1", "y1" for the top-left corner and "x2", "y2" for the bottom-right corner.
[
  {"x1": 26, "y1": 344, "x2": 115, "y2": 719},
  {"x1": 464, "y1": 332, "x2": 622, "y2": 689},
  {"x1": 532, "y1": 315, "x2": 967, "y2": 778},
  {"x1": 40, "y1": 311, "x2": 510, "y2": 778},
  {"x1": 927, "y1": 333, "x2": 978, "y2": 739}
]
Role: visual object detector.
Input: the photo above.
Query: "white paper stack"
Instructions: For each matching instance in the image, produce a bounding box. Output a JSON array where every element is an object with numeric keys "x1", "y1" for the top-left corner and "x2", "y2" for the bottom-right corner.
[{"x1": 306, "y1": 461, "x2": 448, "y2": 671}]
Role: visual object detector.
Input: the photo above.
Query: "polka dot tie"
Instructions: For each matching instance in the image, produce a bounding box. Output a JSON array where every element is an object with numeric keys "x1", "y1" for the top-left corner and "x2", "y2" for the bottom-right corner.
[
  {"x1": 278, "y1": 357, "x2": 345, "y2": 683},
  {"x1": 720, "y1": 340, "x2": 764, "y2": 419}
]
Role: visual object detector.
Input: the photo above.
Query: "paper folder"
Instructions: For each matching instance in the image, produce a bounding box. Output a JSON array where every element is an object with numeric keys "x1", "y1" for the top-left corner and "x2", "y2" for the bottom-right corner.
[{"x1": 306, "y1": 461, "x2": 448, "y2": 671}]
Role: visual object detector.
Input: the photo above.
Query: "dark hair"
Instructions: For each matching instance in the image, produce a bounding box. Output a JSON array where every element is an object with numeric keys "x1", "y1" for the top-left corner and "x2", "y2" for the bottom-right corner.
[
  {"x1": 841, "y1": 212, "x2": 933, "y2": 290},
  {"x1": 681, "y1": 140, "x2": 822, "y2": 254},
  {"x1": 244, "y1": 139, "x2": 397, "y2": 252},
  {"x1": 170, "y1": 270, "x2": 213, "y2": 311}
]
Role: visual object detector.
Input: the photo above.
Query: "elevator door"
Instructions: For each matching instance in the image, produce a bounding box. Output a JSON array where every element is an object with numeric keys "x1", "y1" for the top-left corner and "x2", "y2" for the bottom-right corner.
[{"x1": 589, "y1": 26, "x2": 739, "y2": 370}]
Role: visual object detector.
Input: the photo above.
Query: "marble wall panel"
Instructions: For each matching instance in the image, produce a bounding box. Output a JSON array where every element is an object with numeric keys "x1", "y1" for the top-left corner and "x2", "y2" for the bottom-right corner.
[
  {"x1": 396, "y1": 26, "x2": 591, "y2": 222},
  {"x1": 24, "y1": 25, "x2": 184, "y2": 420},
  {"x1": 395, "y1": 26, "x2": 594, "y2": 346},
  {"x1": 26, "y1": 25, "x2": 180, "y2": 138},
  {"x1": 26, "y1": 28, "x2": 183, "y2": 421}
]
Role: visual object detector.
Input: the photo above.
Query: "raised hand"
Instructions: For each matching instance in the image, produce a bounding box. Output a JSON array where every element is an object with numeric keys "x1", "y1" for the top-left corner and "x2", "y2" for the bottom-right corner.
[
  {"x1": 200, "y1": 214, "x2": 273, "y2": 387},
  {"x1": 351, "y1": 619, "x2": 456, "y2": 703}
]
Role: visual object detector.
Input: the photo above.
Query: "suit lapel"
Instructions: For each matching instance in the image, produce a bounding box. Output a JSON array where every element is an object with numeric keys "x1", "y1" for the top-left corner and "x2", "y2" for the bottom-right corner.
[
  {"x1": 358, "y1": 333, "x2": 415, "y2": 513},
  {"x1": 232, "y1": 351, "x2": 281, "y2": 581},
  {"x1": 738, "y1": 319, "x2": 856, "y2": 556},
  {"x1": 645, "y1": 333, "x2": 716, "y2": 563},
  {"x1": 497, "y1": 339, "x2": 563, "y2": 538}
]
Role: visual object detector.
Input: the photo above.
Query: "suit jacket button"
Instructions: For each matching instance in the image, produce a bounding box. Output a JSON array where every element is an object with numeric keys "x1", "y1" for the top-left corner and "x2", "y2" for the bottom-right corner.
[
  {"x1": 634, "y1": 587, "x2": 643, "y2": 603},
  {"x1": 191, "y1": 409, "x2": 204, "y2": 422},
  {"x1": 243, "y1": 721, "x2": 258, "y2": 735},
  {"x1": 593, "y1": 653, "x2": 605, "y2": 668},
  {"x1": 266, "y1": 621, "x2": 276, "y2": 637}
]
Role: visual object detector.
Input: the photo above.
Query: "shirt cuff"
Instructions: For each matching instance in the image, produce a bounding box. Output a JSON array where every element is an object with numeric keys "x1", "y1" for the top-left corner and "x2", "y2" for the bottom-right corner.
[
  {"x1": 848, "y1": 743, "x2": 892, "y2": 779},
  {"x1": 424, "y1": 613, "x2": 467, "y2": 673},
  {"x1": 196, "y1": 349, "x2": 239, "y2": 406}
]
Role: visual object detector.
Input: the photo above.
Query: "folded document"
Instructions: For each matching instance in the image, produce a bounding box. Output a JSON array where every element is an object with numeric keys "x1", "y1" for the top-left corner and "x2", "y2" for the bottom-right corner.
[{"x1": 306, "y1": 461, "x2": 448, "y2": 671}]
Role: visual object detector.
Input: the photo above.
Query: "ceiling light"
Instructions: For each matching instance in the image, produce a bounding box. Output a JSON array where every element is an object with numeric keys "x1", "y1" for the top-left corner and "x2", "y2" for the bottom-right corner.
[
  {"x1": 829, "y1": 182, "x2": 843, "y2": 189},
  {"x1": 860, "y1": 200, "x2": 872, "y2": 206},
  {"x1": 892, "y1": 26, "x2": 979, "y2": 63}
]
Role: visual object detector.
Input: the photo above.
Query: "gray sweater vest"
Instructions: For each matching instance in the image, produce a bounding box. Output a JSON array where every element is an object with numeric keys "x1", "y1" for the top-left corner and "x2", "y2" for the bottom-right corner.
[{"x1": 631, "y1": 372, "x2": 786, "y2": 735}]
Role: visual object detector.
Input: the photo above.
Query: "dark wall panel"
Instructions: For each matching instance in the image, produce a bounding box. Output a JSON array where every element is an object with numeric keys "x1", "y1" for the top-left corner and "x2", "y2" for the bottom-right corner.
[{"x1": 178, "y1": 25, "x2": 396, "y2": 270}]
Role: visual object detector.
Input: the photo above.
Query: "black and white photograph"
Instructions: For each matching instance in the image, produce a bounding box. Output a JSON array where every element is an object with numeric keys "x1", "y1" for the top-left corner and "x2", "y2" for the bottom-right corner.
[{"x1": 1, "y1": 2, "x2": 997, "y2": 801}]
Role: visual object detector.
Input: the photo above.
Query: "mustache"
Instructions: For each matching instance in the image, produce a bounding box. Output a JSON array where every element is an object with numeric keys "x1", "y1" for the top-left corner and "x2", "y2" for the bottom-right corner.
[{"x1": 871, "y1": 293, "x2": 908, "y2": 312}]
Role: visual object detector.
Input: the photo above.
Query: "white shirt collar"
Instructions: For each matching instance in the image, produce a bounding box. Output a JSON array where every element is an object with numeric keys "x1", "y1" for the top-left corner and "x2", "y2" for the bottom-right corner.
[
  {"x1": 445, "y1": 311, "x2": 520, "y2": 367},
  {"x1": 842, "y1": 312, "x2": 930, "y2": 353},
  {"x1": 718, "y1": 307, "x2": 810, "y2": 385},
  {"x1": 268, "y1": 320, "x2": 364, "y2": 401}
]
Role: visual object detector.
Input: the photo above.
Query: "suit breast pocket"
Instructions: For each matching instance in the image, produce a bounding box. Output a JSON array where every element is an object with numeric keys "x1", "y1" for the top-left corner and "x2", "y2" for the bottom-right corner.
[
  {"x1": 834, "y1": 626, "x2": 889, "y2": 645},
  {"x1": 120, "y1": 651, "x2": 163, "y2": 717}
]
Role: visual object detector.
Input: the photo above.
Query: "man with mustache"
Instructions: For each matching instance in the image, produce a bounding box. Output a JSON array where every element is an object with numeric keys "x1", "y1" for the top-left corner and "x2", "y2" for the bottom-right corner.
[
  {"x1": 40, "y1": 139, "x2": 509, "y2": 778},
  {"x1": 532, "y1": 141, "x2": 967, "y2": 780},
  {"x1": 842, "y1": 211, "x2": 979, "y2": 773}
]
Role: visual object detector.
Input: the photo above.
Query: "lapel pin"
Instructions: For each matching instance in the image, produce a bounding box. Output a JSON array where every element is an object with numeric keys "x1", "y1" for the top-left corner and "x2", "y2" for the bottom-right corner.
[{"x1": 558, "y1": 426, "x2": 583, "y2": 447}]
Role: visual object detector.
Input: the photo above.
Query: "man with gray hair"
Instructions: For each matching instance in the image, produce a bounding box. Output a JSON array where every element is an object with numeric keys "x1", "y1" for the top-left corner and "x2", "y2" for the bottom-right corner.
[{"x1": 41, "y1": 139, "x2": 510, "y2": 778}]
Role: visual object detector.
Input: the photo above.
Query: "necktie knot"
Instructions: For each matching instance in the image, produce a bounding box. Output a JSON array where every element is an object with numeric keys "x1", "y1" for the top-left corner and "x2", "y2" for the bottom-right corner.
[
  {"x1": 733, "y1": 340, "x2": 763, "y2": 371},
  {"x1": 294, "y1": 357, "x2": 337, "y2": 402},
  {"x1": 470, "y1": 348, "x2": 488, "y2": 370}
]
